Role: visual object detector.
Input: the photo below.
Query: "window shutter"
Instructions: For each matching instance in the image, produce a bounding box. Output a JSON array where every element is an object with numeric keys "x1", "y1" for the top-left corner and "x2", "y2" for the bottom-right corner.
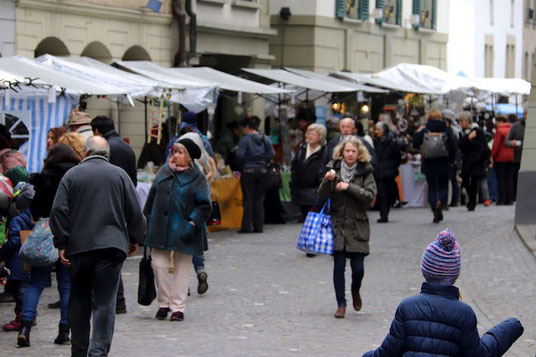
[
  {"x1": 336, "y1": 0, "x2": 346, "y2": 19},
  {"x1": 375, "y1": 0, "x2": 385, "y2": 23},
  {"x1": 412, "y1": 0, "x2": 421, "y2": 28},
  {"x1": 432, "y1": 0, "x2": 437, "y2": 29},
  {"x1": 360, "y1": 0, "x2": 370, "y2": 20},
  {"x1": 397, "y1": 0, "x2": 402, "y2": 25}
]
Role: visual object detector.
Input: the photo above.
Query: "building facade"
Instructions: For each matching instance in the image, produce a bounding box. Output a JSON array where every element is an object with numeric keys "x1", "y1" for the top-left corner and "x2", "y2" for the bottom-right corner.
[
  {"x1": 0, "y1": 0, "x2": 15, "y2": 57},
  {"x1": 522, "y1": 0, "x2": 536, "y2": 80},
  {"x1": 12, "y1": 0, "x2": 275, "y2": 157},
  {"x1": 448, "y1": 0, "x2": 523, "y2": 78},
  {"x1": 268, "y1": 0, "x2": 449, "y2": 74}
]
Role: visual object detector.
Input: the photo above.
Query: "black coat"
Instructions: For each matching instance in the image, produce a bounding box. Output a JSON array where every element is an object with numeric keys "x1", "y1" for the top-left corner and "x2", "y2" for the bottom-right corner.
[
  {"x1": 459, "y1": 125, "x2": 490, "y2": 177},
  {"x1": 363, "y1": 282, "x2": 524, "y2": 356},
  {"x1": 103, "y1": 130, "x2": 138, "y2": 186},
  {"x1": 373, "y1": 133, "x2": 401, "y2": 179},
  {"x1": 290, "y1": 144, "x2": 325, "y2": 206},
  {"x1": 413, "y1": 120, "x2": 455, "y2": 176},
  {"x1": 30, "y1": 162, "x2": 77, "y2": 221}
]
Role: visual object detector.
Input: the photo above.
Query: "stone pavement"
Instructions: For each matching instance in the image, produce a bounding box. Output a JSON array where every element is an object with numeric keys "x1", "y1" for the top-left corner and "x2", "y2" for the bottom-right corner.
[{"x1": 1, "y1": 204, "x2": 535, "y2": 356}]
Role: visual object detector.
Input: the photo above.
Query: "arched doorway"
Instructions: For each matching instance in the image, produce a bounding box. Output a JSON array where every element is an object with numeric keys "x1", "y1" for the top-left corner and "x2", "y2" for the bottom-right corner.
[
  {"x1": 122, "y1": 46, "x2": 151, "y2": 61},
  {"x1": 81, "y1": 41, "x2": 113, "y2": 64},
  {"x1": 34, "y1": 37, "x2": 70, "y2": 58}
]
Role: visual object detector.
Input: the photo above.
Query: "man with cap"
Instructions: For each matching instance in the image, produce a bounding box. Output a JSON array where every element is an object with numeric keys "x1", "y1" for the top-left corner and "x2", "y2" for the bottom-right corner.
[
  {"x1": 69, "y1": 112, "x2": 93, "y2": 141},
  {"x1": 363, "y1": 229, "x2": 524, "y2": 356},
  {"x1": 50, "y1": 136, "x2": 145, "y2": 356}
]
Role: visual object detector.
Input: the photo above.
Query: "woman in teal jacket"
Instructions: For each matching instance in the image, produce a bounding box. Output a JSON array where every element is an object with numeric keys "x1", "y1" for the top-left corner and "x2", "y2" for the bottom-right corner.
[{"x1": 144, "y1": 138, "x2": 211, "y2": 322}]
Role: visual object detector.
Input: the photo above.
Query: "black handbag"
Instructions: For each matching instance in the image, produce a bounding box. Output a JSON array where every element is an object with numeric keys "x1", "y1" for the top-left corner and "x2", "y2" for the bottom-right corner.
[{"x1": 137, "y1": 247, "x2": 156, "y2": 306}]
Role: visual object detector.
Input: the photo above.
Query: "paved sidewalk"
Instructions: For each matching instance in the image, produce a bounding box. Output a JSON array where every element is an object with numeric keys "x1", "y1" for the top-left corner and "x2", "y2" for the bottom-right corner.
[{"x1": 0, "y1": 204, "x2": 534, "y2": 356}]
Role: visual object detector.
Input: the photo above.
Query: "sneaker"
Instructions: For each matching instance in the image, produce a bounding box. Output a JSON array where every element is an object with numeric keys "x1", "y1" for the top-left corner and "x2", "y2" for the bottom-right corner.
[
  {"x1": 484, "y1": 199, "x2": 490, "y2": 206},
  {"x1": 155, "y1": 307, "x2": 170, "y2": 320},
  {"x1": 170, "y1": 311, "x2": 184, "y2": 321},
  {"x1": 197, "y1": 272, "x2": 208, "y2": 295}
]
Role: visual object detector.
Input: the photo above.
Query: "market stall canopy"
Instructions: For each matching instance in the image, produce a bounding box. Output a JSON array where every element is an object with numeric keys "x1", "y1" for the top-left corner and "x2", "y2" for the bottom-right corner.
[
  {"x1": 471, "y1": 77, "x2": 531, "y2": 96},
  {"x1": 114, "y1": 60, "x2": 219, "y2": 112},
  {"x1": 36, "y1": 55, "x2": 166, "y2": 99},
  {"x1": 0, "y1": 56, "x2": 127, "y2": 96},
  {"x1": 285, "y1": 67, "x2": 388, "y2": 94},
  {"x1": 332, "y1": 71, "x2": 437, "y2": 94},
  {"x1": 242, "y1": 68, "x2": 360, "y2": 93},
  {"x1": 170, "y1": 67, "x2": 294, "y2": 94}
]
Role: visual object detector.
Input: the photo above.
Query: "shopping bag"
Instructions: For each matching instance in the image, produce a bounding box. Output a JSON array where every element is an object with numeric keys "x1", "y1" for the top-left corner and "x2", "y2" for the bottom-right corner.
[
  {"x1": 297, "y1": 199, "x2": 334, "y2": 255},
  {"x1": 138, "y1": 247, "x2": 157, "y2": 306},
  {"x1": 19, "y1": 218, "x2": 58, "y2": 267}
]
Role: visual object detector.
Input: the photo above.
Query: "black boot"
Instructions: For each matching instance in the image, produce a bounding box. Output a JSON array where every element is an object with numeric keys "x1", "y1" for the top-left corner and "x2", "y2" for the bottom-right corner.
[
  {"x1": 17, "y1": 320, "x2": 32, "y2": 347},
  {"x1": 54, "y1": 323, "x2": 70, "y2": 345}
]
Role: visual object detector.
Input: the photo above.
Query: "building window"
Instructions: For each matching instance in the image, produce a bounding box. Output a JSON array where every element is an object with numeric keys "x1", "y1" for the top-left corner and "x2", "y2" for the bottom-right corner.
[
  {"x1": 490, "y1": 0, "x2": 494, "y2": 25},
  {"x1": 485, "y1": 44, "x2": 494, "y2": 77},
  {"x1": 523, "y1": 51, "x2": 529, "y2": 79},
  {"x1": 336, "y1": 0, "x2": 370, "y2": 21},
  {"x1": 527, "y1": 0, "x2": 535, "y2": 23},
  {"x1": 412, "y1": 0, "x2": 437, "y2": 30},
  {"x1": 376, "y1": 0, "x2": 402, "y2": 25},
  {"x1": 511, "y1": 0, "x2": 515, "y2": 27},
  {"x1": 505, "y1": 44, "x2": 516, "y2": 78}
]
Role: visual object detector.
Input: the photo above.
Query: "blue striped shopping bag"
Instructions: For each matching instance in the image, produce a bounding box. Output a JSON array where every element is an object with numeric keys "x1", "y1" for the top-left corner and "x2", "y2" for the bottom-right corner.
[{"x1": 296, "y1": 199, "x2": 333, "y2": 255}]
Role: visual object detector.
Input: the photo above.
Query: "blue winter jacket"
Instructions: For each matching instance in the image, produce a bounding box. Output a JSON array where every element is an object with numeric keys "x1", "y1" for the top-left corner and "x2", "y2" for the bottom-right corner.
[
  {"x1": 363, "y1": 282, "x2": 523, "y2": 357},
  {"x1": 0, "y1": 209, "x2": 33, "y2": 281},
  {"x1": 235, "y1": 132, "x2": 275, "y2": 170}
]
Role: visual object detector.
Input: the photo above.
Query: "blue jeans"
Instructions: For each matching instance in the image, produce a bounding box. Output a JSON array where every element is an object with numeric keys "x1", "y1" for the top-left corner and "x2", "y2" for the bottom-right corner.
[
  {"x1": 192, "y1": 255, "x2": 205, "y2": 274},
  {"x1": 22, "y1": 261, "x2": 70, "y2": 325},
  {"x1": 333, "y1": 251, "x2": 365, "y2": 307},
  {"x1": 425, "y1": 174, "x2": 449, "y2": 211}
]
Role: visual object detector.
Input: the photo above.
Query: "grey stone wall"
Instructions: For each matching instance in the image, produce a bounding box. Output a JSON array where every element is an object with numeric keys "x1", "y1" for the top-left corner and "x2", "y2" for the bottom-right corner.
[{"x1": 0, "y1": 0, "x2": 15, "y2": 57}]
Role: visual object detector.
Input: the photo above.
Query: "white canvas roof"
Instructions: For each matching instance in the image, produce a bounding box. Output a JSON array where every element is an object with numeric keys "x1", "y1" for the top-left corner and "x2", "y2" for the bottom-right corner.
[
  {"x1": 170, "y1": 67, "x2": 293, "y2": 94},
  {"x1": 333, "y1": 70, "x2": 442, "y2": 94},
  {"x1": 36, "y1": 55, "x2": 165, "y2": 99},
  {"x1": 0, "y1": 56, "x2": 127, "y2": 96},
  {"x1": 470, "y1": 77, "x2": 531, "y2": 95},
  {"x1": 242, "y1": 68, "x2": 360, "y2": 93},
  {"x1": 285, "y1": 68, "x2": 388, "y2": 93}
]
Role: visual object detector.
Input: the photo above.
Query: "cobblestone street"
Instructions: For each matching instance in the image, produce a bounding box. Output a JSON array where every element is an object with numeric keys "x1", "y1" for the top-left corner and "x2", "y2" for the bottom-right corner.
[{"x1": 1, "y1": 204, "x2": 535, "y2": 356}]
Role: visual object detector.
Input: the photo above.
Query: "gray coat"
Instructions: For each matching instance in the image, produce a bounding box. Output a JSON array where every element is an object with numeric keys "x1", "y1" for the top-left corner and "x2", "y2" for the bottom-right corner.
[
  {"x1": 318, "y1": 160, "x2": 376, "y2": 255},
  {"x1": 506, "y1": 120, "x2": 525, "y2": 163},
  {"x1": 50, "y1": 156, "x2": 146, "y2": 257}
]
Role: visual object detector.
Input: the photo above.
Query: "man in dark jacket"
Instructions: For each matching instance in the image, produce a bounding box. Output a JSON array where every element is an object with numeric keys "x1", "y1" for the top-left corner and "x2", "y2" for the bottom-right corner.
[
  {"x1": 363, "y1": 229, "x2": 523, "y2": 357},
  {"x1": 321, "y1": 117, "x2": 376, "y2": 175},
  {"x1": 90, "y1": 115, "x2": 137, "y2": 313},
  {"x1": 458, "y1": 111, "x2": 490, "y2": 211},
  {"x1": 413, "y1": 109, "x2": 455, "y2": 223},
  {"x1": 235, "y1": 116, "x2": 275, "y2": 233},
  {"x1": 505, "y1": 112, "x2": 526, "y2": 199},
  {"x1": 50, "y1": 136, "x2": 145, "y2": 357}
]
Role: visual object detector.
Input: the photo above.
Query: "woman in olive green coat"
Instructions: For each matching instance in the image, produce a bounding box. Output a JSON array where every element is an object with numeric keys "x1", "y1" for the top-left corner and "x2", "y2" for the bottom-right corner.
[{"x1": 318, "y1": 136, "x2": 376, "y2": 319}]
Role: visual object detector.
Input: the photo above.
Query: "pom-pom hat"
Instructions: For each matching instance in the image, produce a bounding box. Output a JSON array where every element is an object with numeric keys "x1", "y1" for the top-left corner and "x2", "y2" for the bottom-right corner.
[{"x1": 421, "y1": 229, "x2": 461, "y2": 286}]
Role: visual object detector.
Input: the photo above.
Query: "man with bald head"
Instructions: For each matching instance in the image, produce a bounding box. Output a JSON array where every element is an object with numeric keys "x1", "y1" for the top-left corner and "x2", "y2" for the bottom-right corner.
[
  {"x1": 321, "y1": 117, "x2": 376, "y2": 175},
  {"x1": 50, "y1": 135, "x2": 145, "y2": 357}
]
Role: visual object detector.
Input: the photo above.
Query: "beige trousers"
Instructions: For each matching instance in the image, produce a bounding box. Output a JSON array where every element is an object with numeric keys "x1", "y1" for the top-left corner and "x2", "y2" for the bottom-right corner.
[{"x1": 151, "y1": 248, "x2": 192, "y2": 313}]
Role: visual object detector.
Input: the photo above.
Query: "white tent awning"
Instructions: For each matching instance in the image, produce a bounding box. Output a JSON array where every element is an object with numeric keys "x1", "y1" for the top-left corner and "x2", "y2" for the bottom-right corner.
[
  {"x1": 242, "y1": 68, "x2": 359, "y2": 93},
  {"x1": 285, "y1": 68, "x2": 388, "y2": 93},
  {"x1": 170, "y1": 67, "x2": 293, "y2": 94},
  {"x1": 0, "y1": 56, "x2": 127, "y2": 96},
  {"x1": 333, "y1": 70, "x2": 442, "y2": 94}
]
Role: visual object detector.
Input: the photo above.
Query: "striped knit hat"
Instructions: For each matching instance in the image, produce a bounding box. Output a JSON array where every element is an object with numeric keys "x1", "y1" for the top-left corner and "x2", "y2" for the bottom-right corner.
[{"x1": 421, "y1": 229, "x2": 461, "y2": 286}]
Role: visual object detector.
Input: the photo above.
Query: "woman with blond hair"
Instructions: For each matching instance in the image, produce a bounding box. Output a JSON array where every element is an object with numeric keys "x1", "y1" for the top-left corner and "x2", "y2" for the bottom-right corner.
[
  {"x1": 143, "y1": 138, "x2": 211, "y2": 321},
  {"x1": 57, "y1": 132, "x2": 85, "y2": 161},
  {"x1": 318, "y1": 136, "x2": 376, "y2": 319},
  {"x1": 290, "y1": 123, "x2": 327, "y2": 222}
]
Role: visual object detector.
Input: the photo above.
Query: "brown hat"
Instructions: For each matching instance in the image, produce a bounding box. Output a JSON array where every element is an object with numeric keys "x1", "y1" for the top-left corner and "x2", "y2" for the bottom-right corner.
[{"x1": 70, "y1": 112, "x2": 92, "y2": 126}]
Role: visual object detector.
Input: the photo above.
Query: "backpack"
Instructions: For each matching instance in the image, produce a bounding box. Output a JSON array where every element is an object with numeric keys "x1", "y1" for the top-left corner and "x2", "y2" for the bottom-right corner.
[{"x1": 422, "y1": 131, "x2": 448, "y2": 159}]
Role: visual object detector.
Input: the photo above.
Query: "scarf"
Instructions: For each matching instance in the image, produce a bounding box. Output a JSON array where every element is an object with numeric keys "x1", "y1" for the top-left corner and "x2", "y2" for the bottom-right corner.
[
  {"x1": 169, "y1": 161, "x2": 191, "y2": 172},
  {"x1": 463, "y1": 122, "x2": 479, "y2": 135},
  {"x1": 341, "y1": 161, "x2": 357, "y2": 183}
]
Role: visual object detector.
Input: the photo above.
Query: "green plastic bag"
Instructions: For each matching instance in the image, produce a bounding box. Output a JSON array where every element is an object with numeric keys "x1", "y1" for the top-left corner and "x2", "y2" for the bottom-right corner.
[{"x1": 0, "y1": 218, "x2": 6, "y2": 246}]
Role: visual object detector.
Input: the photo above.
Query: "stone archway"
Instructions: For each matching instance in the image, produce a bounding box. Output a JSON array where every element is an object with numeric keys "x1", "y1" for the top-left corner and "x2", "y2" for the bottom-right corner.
[
  {"x1": 34, "y1": 37, "x2": 70, "y2": 58},
  {"x1": 81, "y1": 41, "x2": 113, "y2": 64},
  {"x1": 122, "y1": 46, "x2": 152, "y2": 61}
]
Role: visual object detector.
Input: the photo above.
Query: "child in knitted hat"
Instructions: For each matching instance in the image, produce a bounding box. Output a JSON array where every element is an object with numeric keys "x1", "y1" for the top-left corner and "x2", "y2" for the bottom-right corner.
[{"x1": 363, "y1": 229, "x2": 524, "y2": 357}]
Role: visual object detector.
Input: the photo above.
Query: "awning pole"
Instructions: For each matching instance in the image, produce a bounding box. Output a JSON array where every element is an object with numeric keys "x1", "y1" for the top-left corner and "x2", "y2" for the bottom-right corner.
[
  {"x1": 515, "y1": 94, "x2": 519, "y2": 118},
  {"x1": 144, "y1": 97, "x2": 148, "y2": 141}
]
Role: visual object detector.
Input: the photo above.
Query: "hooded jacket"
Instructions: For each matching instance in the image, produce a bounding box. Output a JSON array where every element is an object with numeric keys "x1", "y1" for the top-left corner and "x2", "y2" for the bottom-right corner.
[
  {"x1": 363, "y1": 282, "x2": 524, "y2": 357},
  {"x1": 102, "y1": 130, "x2": 138, "y2": 186},
  {"x1": 0, "y1": 209, "x2": 32, "y2": 281},
  {"x1": 491, "y1": 122, "x2": 514, "y2": 163},
  {"x1": 373, "y1": 132, "x2": 402, "y2": 179},
  {"x1": 459, "y1": 124, "x2": 490, "y2": 177},
  {"x1": 235, "y1": 132, "x2": 275, "y2": 170}
]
